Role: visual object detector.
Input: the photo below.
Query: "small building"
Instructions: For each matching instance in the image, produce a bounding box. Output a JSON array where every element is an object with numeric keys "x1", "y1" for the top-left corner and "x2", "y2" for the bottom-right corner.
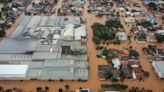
[
  {"x1": 156, "y1": 30, "x2": 164, "y2": 35},
  {"x1": 156, "y1": 49, "x2": 164, "y2": 58},
  {"x1": 125, "y1": 17, "x2": 135, "y2": 23},
  {"x1": 152, "y1": 61, "x2": 164, "y2": 78},
  {"x1": 112, "y1": 58, "x2": 121, "y2": 69},
  {"x1": 116, "y1": 32, "x2": 127, "y2": 41}
]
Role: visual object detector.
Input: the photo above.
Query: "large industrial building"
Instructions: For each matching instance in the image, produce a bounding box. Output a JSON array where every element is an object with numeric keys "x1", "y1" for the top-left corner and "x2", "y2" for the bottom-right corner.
[
  {"x1": 152, "y1": 61, "x2": 164, "y2": 79},
  {"x1": 0, "y1": 16, "x2": 88, "y2": 80}
]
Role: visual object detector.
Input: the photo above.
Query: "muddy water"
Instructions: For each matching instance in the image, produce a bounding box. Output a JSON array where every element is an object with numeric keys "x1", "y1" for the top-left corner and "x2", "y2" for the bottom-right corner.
[{"x1": 0, "y1": 1, "x2": 164, "y2": 92}]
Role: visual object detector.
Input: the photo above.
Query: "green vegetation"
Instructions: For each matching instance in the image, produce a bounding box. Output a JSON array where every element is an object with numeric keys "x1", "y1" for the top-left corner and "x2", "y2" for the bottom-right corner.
[
  {"x1": 96, "y1": 14, "x2": 103, "y2": 17},
  {"x1": 129, "y1": 49, "x2": 140, "y2": 58},
  {"x1": 92, "y1": 19, "x2": 123, "y2": 45},
  {"x1": 148, "y1": 2, "x2": 157, "y2": 11},
  {"x1": 155, "y1": 33, "x2": 164, "y2": 43},
  {"x1": 0, "y1": 29, "x2": 5, "y2": 37},
  {"x1": 143, "y1": 71, "x2": 150, "y2": 77},
  {"x1": 105, "y1": 19, "x2": 123, "y2": 28},
  {"x1": 65, "y1": 84, "x2": 70, "y2": 90},
  {"x1": 101, "y1": 83, "x2": 128, "y2": 91},
  {"x1": 101, "y1": 49, "x2": 119, "y2": 63},
  {"x1": 129, "y1": 87, "x2": 143, "y2": 92},
  {"x1": 142, "y1": 45, "x2": 156, "y2": 56},
  {"x1": 58, "y1": 88, "x2": 63, "y2": 92}
]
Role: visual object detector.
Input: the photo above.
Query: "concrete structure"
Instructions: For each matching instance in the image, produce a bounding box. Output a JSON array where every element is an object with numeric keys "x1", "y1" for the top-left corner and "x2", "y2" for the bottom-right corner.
[
  {"x1": 0, "y1": 65, "x2": 28, "y2": 79},
  {"x1": 152, "y1": 61, "x2": 164, "y2": 78},
  {"x1": 0, "y1": 16, "x2": 88, "y2": 80}
]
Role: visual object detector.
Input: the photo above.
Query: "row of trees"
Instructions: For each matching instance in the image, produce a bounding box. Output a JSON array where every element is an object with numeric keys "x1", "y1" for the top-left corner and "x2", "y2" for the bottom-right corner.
[
  {"x1": 36, "y1": 86, "x2": 49, "y2": 92},
  {"x1": 58, "y1": 84, "x2": 70, "y2": 92},
  {"x1": 129, "y1": 87, "x2": 143, "y2": 92},
  {"x1": 129, "y1": 49, "x2": 140, "y2": 59},
  {"x1": 101, "y1": 83, "x2": 128, "y2": 91}
]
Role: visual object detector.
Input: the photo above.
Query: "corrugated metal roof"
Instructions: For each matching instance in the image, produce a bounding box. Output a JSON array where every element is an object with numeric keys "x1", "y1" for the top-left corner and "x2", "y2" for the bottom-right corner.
[{"x1": 0, "y1": 38, "x2": 38, "y2": 53}]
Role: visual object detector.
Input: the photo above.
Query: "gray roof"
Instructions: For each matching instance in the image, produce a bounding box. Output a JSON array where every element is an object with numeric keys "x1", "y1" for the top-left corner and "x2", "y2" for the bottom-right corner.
[
  {"x1": 10, "y1": 16, "x2": 32, "y2": 38},
  {"x1": 10, "y1": 16, "x2": 81, "y2": 38},
  {"x1": 154, "y1": 61, "x2": 164, "y2": 74},
  {"x1": 0, "y1": 38, "x2": 38, "y2": 53}
]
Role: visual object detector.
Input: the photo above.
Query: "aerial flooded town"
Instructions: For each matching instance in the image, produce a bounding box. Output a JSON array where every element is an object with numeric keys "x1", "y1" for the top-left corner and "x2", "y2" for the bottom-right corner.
[{"x1": 0, "y1": 0, "x2": 163, "y2": 92}]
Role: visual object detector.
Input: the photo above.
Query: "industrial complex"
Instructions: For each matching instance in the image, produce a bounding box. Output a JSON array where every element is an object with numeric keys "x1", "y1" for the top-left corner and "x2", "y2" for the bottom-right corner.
[{"x1": 0, "y1": 16, "x2": 88, "y2": 80}]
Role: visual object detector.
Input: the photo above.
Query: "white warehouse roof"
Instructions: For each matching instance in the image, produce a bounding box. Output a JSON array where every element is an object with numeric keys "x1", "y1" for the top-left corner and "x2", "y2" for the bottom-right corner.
[
  {"x1": 74, "y1": 25, "x2": 86, "y2": 40},
  {"x1": 63, "y1": 24, "x2": 74, "y2": 40},
  {"x1": 0, "y1": 65, "x2": 28, "y2": 78}
]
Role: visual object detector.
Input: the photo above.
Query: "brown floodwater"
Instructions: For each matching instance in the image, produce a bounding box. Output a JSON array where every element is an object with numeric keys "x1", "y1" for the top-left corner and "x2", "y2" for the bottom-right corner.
[{"x1": 0, "y1": 1, "x2": 163, "y2": 92}]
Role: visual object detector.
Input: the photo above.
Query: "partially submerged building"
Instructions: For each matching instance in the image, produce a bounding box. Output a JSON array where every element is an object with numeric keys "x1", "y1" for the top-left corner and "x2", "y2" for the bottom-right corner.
[{"x1": 0, "y1": 16, "x2": 88, "y2": 80}]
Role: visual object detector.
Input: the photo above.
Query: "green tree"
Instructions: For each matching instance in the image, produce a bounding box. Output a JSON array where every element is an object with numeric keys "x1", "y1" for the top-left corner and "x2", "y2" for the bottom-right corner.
[
  {"x1": 137, "y1": 21, "x2": 152, "y2": 28},
  {"x1": 129, "y1": 50, "x2": 139, "y2": 58},
  {"x1": 129, "y1": 87, "x2": 142, "y2": 92},
  {"x1": 148, "y1": 2, "x2": 157, "y2": 11},
  {"x1": 106, "y1": 69, "x2": 113, "y2": 79},
  {"x1": 155, "y1": 34, "x2": 164, "y2": 43},
  {"x1": 105, "y1": 19, "x2": 122, "y2": 28},
  {"x1": 58, "y1": 88, "x2": 63, "y2": 92},
  {"x1": 93, "y1": 36, "x2": 101, "y2": 44},
  {"x1": 65, "y1": 84, "x2": 69, "y2": 90}
]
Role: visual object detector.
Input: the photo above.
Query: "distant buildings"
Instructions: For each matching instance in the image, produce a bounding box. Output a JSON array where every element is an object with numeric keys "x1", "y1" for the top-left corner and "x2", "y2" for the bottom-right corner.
[
  {"x1": 0, "y1": 16, "x2": 89, "y2": 80},
  {"x1": 144, "y1": 0, "x2": 161, "y2": 4}
]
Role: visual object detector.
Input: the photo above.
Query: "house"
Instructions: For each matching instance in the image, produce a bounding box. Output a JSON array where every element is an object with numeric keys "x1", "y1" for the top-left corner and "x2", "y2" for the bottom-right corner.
[
  {"x1": 116, "y1": 32, "x2": 127, "y2": 41},
  {"x1": 125, "y1": 17, "x2": 135, "y2": 23},
  {"x1": 136, "y1": 30, "x2": 147, "y2": 42},
  {"x1": 144, "y1": 0, "x2": 161, "y2": 4},
  {"x1": 112, "y1": 58, "x2": 121, "y2": 69},
  {"x1": 156, "y1": 49, "x2": 164, "y2": 58},
  {"x1": 152, "y1": 61, "x2": 164, "y2": 78},
  {"x1": 156, "y1": 30, "x2": 164, "y2": 35},
  {"x1": 146, "y1": 16, "x2": 156, "y2": 24}
]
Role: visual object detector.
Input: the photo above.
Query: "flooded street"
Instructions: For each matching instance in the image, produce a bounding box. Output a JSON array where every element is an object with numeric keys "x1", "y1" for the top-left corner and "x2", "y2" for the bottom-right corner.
[{"x1": 0, "y1": 0, "x2": 163, "y2": 92}]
